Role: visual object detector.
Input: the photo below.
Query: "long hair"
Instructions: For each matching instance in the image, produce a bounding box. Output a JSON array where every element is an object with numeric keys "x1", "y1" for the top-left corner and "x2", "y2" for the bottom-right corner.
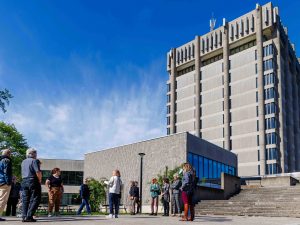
[{"x1": 183, "y1": 163, "x2": 193, "y2": 172}]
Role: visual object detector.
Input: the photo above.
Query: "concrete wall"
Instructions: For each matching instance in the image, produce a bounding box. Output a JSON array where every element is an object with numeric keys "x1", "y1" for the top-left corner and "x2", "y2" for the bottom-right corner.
[{"x1": 84, "y1": 133, "x2": 187, "y2": 207}]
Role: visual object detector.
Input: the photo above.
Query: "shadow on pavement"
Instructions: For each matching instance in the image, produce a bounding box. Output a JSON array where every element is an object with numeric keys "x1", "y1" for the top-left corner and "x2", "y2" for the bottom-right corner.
[{"x1": 195, "y1": 216, "x2": 233, "y2": 222}]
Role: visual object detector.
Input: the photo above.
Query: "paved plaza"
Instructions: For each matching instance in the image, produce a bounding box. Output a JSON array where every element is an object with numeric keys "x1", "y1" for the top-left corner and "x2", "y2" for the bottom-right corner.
[{"x1": 1, "y1": 215, "x2": 300, "y2": 225}]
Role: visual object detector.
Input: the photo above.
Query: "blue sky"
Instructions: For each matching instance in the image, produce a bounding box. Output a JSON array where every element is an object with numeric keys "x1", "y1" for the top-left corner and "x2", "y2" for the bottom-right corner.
[{"x1": 0, "y1": 0, "x2": 299, "y2": 159}]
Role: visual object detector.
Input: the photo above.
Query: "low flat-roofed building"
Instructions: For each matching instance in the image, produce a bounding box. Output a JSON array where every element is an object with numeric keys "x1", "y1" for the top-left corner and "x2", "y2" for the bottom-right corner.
[
  {"x1": 84, "y1": 132, "x2": 237, "y2": 210},
  {"x1": 39, "y1": 159, "x2": 84, "y2": 206}
]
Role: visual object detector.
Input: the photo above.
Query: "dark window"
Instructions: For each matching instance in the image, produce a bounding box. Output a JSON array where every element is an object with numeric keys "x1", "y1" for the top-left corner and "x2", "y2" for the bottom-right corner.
[{"x1": 42, "y1": 170, "x2": 83, "y2": 186}]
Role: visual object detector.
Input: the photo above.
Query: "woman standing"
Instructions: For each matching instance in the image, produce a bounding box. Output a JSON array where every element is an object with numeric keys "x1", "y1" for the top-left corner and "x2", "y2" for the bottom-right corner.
[
  {"x1": 171, "y1": 174, "x2": 182, "y2": 217},
  {"x1": 45, "y1": 168, "x2": 64, "y2": 217},
  {"x1": 162, "y1": 178, "x2": 170, "y2": 216},
  {"x1": 180, "y1": 163, "x2": 195, "y2": 221},
  {"x1": 149, "y1": 178, "x2": 160, "y2": 216},
  {"x1": 106, "y1": 170, "x2": 122, "y2": 219}
]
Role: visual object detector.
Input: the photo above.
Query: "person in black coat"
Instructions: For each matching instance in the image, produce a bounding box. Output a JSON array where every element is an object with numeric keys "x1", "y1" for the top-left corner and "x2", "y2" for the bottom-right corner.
[{"x1": 6, "y1": 176, "x2": 21, "y2": 216}]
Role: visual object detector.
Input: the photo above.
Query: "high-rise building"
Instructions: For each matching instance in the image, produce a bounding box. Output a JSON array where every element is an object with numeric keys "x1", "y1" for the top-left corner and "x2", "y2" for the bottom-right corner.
[{"x1": 166, "y1": 2, "x2": 300, "y2": 176}]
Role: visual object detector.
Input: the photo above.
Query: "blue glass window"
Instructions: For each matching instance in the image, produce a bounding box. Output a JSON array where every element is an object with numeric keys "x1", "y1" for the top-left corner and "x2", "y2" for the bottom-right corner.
[
  {"x1": 204, "y1": 158, "x2": 209, "y2": 178},
  {"x1": 193, "y1": 155, "x2": 199, "y2": 177},
  {"x1": 199, "y1": 156, "x2": 204, "y2": 179},
  {"x1": 208, "y1": 160, "x2": 213, "y2": 178},
  {"x1": 213, "y1": 161, "x2": 217, "y2": 178}
]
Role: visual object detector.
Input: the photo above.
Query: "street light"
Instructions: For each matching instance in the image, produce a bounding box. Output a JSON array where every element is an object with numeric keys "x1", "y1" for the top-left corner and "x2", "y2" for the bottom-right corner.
[{"x1": 138, "y1": 152, "x2": 145, "y2": 214}]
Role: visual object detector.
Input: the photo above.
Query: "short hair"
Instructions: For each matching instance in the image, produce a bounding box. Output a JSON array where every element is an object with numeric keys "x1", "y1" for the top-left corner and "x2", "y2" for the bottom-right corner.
[
  {"x1": 1, "y1": 149, "x2": 11, "y2": 156},
  {"x1": 51, "y1": 168, "x2": 60, "y2": 175},
  {"x1": 26, "y1": 148, "x2": 37, "y2": 158},
  {"x1": 151, "y1": 178, "x2": 157, "y2": 183},
  {"x1": 163, "y1": 177, "x2": 169, "y2": 183}
]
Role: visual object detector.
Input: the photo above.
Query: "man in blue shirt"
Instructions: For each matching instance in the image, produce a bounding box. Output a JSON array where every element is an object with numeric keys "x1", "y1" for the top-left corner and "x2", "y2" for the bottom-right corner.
[
  {"x1": 21, "y1": 148, "x2": 42, "y2": 222},
  {"x1": 77, "y1": 178, "x2": 91, "y2": 215},
  {"x1": 0, "y1": 149, "x2": 12, "y2": 221}
]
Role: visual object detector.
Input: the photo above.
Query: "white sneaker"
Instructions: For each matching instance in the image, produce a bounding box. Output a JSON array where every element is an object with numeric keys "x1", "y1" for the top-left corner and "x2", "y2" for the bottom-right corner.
[
  {"x1": 48, "y1": 214, "x2": 53, "y2": 217},
  {"x1": 106, "y1": 214, "x2": 114, "y2": 219}
]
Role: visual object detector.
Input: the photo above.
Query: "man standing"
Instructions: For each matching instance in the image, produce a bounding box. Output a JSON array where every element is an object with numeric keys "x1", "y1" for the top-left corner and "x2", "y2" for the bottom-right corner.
[
  {"x1": 0, "y1": 149, "x2": 12, "y2": 221},
  {"x1": 21, "y1": 148, "x2": 42, "y2": 222},
  {"x1": 76, "y1": 178, "x2": 91, "y2": 215}
]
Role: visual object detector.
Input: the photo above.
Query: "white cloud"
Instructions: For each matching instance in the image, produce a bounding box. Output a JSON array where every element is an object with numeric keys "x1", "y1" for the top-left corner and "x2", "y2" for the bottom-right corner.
[{"x1": 0, "y1": 59, "x2": 167, "y2": 160}]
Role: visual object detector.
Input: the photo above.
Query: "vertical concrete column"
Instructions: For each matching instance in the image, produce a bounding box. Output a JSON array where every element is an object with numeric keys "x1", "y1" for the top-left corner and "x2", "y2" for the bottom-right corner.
[
  {"x1": 195, "y1": 36, "x2": 201, "y2": 137},
  {"x1": 170, "y1": 48, "x2": 177, "y2": 134},
  {"x1": 256, "y1": 5, "x2": 266, "y2": 175},
  {"x1": 292, "y1": 62, "x2": 300, "y2": 172},
  {"x1": 284, "y1": 43, "x2": 295, "y2": 172},
  {"x1": 222, "y1": 25, "x2": 231, "y2": 150},
  {"x1": 274, "y1": 26, "x2": 286, "y2": 173}
]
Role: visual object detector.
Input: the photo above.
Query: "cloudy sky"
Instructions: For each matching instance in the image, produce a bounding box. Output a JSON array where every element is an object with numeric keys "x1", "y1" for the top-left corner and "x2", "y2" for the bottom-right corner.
[{"x1": 0, "y1": 0, "x2": 299, "y2": 159}]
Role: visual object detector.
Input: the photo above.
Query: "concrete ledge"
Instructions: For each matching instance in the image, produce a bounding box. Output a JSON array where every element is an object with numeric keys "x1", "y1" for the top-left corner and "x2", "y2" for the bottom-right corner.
[{"x1": 261, "y1": 176, "x2": 299, "y2": 187}]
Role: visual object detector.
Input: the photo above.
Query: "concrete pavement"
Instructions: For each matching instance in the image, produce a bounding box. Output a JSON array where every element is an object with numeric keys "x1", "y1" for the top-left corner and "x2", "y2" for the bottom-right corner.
[{"x1": 1, "y1": 215, "x2": 300, "y2": 225}]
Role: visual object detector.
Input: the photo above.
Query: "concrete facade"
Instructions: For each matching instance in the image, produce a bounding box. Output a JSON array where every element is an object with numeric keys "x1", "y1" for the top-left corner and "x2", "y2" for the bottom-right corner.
[
  {"x1": 84, "y1": 132, "x2": 237, "y2": 210},
  {"x1": 166, "y1": 2, "x2": 300, "y2": 176}
]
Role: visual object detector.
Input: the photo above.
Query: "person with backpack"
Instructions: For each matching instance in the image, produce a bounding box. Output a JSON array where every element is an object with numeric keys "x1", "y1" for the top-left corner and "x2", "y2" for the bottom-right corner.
[
  {"x1": 77, "y1": 178, "x2": 91, "y2": 215},
  {"x1": 180, "y1": 163, "x2": 195, "y2": 221},
  {"x1": 149, "y1": 178, "x2": 160, "y2": 216}
]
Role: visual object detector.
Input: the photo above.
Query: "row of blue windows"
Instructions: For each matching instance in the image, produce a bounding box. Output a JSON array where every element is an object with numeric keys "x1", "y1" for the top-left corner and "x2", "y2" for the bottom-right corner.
[
  {"x1": 266, "y1": 132, "x2": 277, "y2": 145},
  {"x1": 264, "y1": 73, "x2": 275, "y2": 86},
  {"x1": 264, "y1": 88, "x2": 276, "y2": 100},
  {"x1": 266, "y1": 148, "x2": 278, "y2": 160},
  {"x1": 263, "y1": 44, "x2": 274, "y2": 57},
  {"x1": 263, "y1": 59, "x2": 274, "y2": 71},
  {"x1": 188, "y1": 152, "x2": 236, "y2": 180},
  {"x1": 265, "y1": 102, "x2": 276, "y2": 115},
  {"x1": 265, "y1": 117, "x2": 277, "y2": 130},
  {"x1": 267, "y1": 163, "x2": 278, "y2": 174}
]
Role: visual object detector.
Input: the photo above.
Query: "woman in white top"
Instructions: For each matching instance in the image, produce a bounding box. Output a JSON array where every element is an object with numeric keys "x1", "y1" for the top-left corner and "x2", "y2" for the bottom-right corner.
[{"x1": 106, "y1": 170, "x2": 122, "y2": 218}]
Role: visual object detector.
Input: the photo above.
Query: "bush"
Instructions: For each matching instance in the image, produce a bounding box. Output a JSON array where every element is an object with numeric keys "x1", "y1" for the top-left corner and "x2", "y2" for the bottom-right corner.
[{"x1": 87, "y1": 178, "x2": 107, "y2": 212}]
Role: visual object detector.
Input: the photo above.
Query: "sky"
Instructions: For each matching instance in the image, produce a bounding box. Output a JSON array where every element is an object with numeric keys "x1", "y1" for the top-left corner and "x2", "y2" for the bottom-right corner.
[{"x1": 0, "y1": 0, "x2": 299, "y2": 159}]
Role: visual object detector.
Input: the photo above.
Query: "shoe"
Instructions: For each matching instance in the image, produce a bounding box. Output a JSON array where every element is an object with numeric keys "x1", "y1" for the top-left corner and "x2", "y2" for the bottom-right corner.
[
  {"x1": 23, "y1": 217, "x2": 37, "y2": 222},
  {"x1": 106, "y1": 214, "x2": 114, "y2": 219},
  {"x1": 48, "y1": 214, "x2": 53, "y2": 217},
  {"x1": 154, "y1": 213, "x2": 157, "y2": 216},
  {"x1": 149, "y1": 213, "x2": 154, "y2": 215},
  {"x1": 115, "y1": 214, "x2": 118, "y2": 218},
  {"x1": 0, "y1": 218, "x2": 6, "y2": 221}
]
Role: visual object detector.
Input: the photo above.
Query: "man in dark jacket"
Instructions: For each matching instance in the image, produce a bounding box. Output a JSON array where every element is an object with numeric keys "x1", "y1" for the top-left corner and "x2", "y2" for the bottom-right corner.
[
  {"x1": 0, "y1": 149, "x2": 12, "y2": 221},
  {"x1": 129, "y1": 181, "x2": 139, "y2": 215},
  {"x1": 6, "y1": 176, "x2": 21, "y2": 216},
  {"x1": 77, "y1": 178, "x2": 91, "y2": 215}
]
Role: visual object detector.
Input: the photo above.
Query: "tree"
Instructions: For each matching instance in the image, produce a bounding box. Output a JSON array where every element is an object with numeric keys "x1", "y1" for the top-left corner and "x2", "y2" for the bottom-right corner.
[
  {"x1": 0, "y1": 121, "x2": 28, "y2": 178},
  {"x1": 156, "y1": 165, "x2": 183, "y2": 187},
  {"x1": 87, "y1": 178, "x2": 107, "y2": 212},
  {"x1": 0, "y1": 89, "x2": 13, "y2": 113}
]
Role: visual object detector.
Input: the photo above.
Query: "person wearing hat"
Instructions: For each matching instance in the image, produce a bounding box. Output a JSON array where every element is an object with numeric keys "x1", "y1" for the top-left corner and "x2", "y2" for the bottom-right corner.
[
  {"x1": 0, "y1": 149, "x2": 13, "y2": 221},
  {"x1": 21, "y1": 148, "x2": 42, "y2": 222}
]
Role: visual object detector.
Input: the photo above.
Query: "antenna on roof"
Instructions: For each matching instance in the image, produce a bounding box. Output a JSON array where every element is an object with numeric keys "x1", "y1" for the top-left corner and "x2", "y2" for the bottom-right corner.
[{"x1": 210, "y1": 13, "x2": 217, "y2": 31}]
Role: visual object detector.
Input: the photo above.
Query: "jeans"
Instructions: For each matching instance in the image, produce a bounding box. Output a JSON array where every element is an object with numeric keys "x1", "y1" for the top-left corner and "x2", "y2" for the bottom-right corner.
[
  {"x1": 171, "y1": 193, "x2": 181, "y2": 214},
  {"x1": 77, "y1": 198, "x2": 91, "y2": 215},
  {"x1": 21, "y1": 178, "x2": 41, "y2": 219},
  {"x1": 109, "y1": 193, "x2": 120, "y2": 215}
]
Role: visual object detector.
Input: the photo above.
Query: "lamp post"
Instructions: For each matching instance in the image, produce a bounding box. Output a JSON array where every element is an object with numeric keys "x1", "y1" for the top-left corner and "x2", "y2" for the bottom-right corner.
[{"x1": 138, "y1": 152, "x2": 145, "y2": 214}]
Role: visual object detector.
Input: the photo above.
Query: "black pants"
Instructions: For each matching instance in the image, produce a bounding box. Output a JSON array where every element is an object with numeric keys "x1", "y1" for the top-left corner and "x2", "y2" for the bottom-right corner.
[
  {"x1": 21, "y1": 179, "x2": 41, "y2": 219},
  {"x1": 163, "y1": 200, "x2": 170, "y2": 216},
  {"x1": 6, "y1": 197, "x2": 19, "y2": 216}
]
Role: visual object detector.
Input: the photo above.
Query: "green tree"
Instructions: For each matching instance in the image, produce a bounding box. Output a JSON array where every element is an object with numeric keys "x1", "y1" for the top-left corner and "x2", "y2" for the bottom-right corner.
[
  {"x1": 0, "y1": 121, "x2": 28, "y2": 178},
  {"x1": 87, "y1": 178, "x2": 107, "y2": 212},
  {"x1": 0, "y1": 89, "x2": 13, "y2": 113},
  {"x1": 157, "y1": 165, "x2": 182, "y2": 187}
]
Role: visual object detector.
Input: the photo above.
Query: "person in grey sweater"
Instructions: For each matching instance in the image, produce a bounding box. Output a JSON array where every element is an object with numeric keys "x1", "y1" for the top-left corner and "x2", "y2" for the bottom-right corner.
[{"x1": 170, "y1": 174, "x2": 182, "y2": 217}]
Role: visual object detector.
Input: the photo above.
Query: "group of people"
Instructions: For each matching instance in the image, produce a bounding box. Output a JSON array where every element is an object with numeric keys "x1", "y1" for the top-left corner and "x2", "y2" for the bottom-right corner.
[
  {"x1": 0, "y1": 147, "x2": 88, "y2": 222},
  {"x1": 0, "y1": 147, "x2": 196, "y2": 222},
  {"x1": 149, "y1": 163, "x2": 196, "y2": 221}
]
